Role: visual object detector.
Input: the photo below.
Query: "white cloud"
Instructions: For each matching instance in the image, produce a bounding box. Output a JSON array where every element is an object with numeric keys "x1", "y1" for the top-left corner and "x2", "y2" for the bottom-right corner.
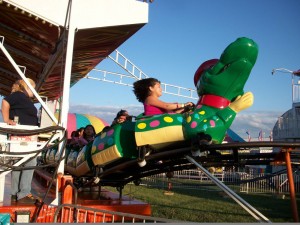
[{"x1": 230, "y1": 110, "x2": 284, "y2": 140}]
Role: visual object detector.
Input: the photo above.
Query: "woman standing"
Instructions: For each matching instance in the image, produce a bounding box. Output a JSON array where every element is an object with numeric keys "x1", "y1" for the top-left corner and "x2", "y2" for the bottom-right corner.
[
  {"x1": 1, "y1": 78, "x2": 40, "y2": 204},
  {"x1": 2, "y1": 79, "x2": 38, "y2": 126}
]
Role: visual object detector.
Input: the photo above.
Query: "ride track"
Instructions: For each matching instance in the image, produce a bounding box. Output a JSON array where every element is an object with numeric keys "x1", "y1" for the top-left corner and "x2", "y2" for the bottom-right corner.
[
  {"x1": 91, "y1": 140, "x2": 299, "y2": 223},
  {"x1": 1, "y1": 124, "x2": 299, "y2": 222},
  {"x1": 2, "y1": 124, "x2": 298, "y2": 189},
  {"x1": 96, "y1": 141, "x2": 300, "y2": 187}
]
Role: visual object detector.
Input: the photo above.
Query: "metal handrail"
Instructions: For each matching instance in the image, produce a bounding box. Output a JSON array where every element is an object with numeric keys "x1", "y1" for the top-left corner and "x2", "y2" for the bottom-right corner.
[
  {"x1": 86, "y1": 49, "x2": 198, "y2": 99},
  {"x1": 185, "y1": 155, "x2": 271, "y2": 223},
  {"x1": 53, "y1": 203, "x2": 182, "y2": 223}
]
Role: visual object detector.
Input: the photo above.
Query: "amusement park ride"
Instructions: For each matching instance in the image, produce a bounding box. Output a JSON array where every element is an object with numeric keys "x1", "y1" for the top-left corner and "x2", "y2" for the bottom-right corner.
[{"x1": 0, "y1": 0, "x2": 299, "y2": 223}]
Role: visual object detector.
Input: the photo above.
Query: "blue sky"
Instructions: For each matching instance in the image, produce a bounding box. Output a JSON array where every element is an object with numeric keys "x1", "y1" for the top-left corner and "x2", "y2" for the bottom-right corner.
[{"x1": 1, "y1": 0, "x2": 300, "y2": 140}]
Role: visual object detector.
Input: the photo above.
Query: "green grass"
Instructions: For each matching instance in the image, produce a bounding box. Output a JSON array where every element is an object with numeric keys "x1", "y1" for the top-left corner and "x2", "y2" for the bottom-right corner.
[{"x1": 105, "y1": 183, "x2": 299, "y2": 223}]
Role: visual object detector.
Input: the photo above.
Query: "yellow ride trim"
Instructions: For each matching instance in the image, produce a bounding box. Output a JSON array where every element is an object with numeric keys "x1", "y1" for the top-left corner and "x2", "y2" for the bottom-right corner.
[
  {"x1": 135, "y1": 125, "x2": 184, "y2": 147},
  {"x1": 92, "y1": 144, "x2": 122, "y2": 166}
]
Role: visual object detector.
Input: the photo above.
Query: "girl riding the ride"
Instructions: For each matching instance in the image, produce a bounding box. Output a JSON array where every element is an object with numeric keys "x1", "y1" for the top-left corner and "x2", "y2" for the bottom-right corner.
[
  {"x1": 133, "y1": 78, "x2": 194, "y2": 116},
  {"x1": 111, "y1": 109, "x2": 130, "y2": 126}
]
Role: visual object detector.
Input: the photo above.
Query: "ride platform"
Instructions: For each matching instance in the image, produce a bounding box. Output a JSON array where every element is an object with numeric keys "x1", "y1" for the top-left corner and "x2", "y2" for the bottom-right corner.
[{"x1": 0, "y1": 172, "x2": 151, "y2": 223}]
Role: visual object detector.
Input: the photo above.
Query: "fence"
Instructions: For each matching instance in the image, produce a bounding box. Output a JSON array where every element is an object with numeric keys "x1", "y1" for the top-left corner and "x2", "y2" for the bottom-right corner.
[
  {"x1": 140, "y1": 169, "x2": 300, "y2": 194},
  {"x1": 53, "y1": 204, "x2": 180, "y2": 223}
]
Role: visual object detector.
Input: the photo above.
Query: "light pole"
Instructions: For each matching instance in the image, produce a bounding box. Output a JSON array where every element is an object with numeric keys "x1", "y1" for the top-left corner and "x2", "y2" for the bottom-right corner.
[{"x1": 272, "y1": 68, "x2": 300, "y2": 105}]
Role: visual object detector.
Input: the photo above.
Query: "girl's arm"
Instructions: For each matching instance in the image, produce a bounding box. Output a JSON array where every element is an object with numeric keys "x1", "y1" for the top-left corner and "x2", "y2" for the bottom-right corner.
[
  {"x1": 1, "y1": 99, "x2": 16, "y2": 125},
  {"x1": 78, "y1": 137, "x2": 88, "y2": 147},
  {"x1": 145, "y1": 96, "x2": 193, "y2": 113}
]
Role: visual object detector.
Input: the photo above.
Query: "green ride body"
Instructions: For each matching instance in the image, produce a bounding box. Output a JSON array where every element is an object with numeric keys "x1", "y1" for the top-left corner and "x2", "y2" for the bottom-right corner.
[{"x1": 46, "y1": 37, "x2": 259, "y2": 174}]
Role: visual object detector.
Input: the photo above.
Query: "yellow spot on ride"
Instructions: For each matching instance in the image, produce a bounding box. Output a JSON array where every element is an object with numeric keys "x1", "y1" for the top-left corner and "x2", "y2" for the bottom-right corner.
[
  {"x1": 100, "y1": 132, "x2": 106, "y2": 139},
  {"x1": 186, "y1": 116, "x2": 192, "y2": 123},
  {"x1": 204, "y1": 119, "x2": 207, "y2": 122},
  {"x1": 137, "y1": 123, "x2": 147, "y2": 129},
  {"x1": 164, "y1": 116, "x2": 173, "y2": 123},
  {"x1": 91, "y1": 146, "x2": 96, "y2": 154},
  {"x1": 199, "y1": 110, "x2": 205, "y2": 115}
]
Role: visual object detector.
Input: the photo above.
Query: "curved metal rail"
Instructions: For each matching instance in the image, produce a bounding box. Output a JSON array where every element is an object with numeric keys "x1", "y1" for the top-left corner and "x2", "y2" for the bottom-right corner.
[
  {"x1": 185, "y1": 155, "x2": 271, "y2": 223},
  {"x1": 53, "y1": 203, "x2": 182, "y2": 223}
]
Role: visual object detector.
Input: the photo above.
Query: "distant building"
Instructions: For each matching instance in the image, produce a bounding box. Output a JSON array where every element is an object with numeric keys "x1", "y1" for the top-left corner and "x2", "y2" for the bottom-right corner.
[{"x1": 271, "y1": 68, "x2": 300, "y2": 173}]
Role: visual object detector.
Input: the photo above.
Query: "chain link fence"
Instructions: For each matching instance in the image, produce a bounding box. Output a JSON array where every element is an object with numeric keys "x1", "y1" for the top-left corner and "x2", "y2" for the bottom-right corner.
[{"x1": 140, "y1": 169, "x2": 300, "y2": 194}]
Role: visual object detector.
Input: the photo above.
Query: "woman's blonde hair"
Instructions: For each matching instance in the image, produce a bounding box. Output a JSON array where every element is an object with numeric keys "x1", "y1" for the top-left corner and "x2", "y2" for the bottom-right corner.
[{"x1": 11, "y1": 78, "x2": 36, "y2": 95}]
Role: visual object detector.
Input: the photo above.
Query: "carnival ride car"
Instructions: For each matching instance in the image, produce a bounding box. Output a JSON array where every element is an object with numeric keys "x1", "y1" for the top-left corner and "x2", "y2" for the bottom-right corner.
[
  {"x1": 0, "y1": 0, "x2": 299, "y2": 223},
  {"x1": 59, "y1": 36, "x2": 258, "y2": 180}
]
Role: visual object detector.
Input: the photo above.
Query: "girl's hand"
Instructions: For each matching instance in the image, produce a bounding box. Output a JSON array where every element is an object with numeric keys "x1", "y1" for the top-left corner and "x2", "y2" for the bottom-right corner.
[
  {"x1": 184, "y1": 102, "x2": 195, "y2": 108},
  {"x1": 183, "y1": 102, "x2": 195, "y2": 113}
]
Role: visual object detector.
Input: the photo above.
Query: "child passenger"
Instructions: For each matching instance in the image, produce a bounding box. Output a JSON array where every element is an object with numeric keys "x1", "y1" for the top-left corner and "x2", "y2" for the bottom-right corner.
[
  {"x1": 68, "y1": 127, "x2": 85, "y2": 148},
  {"x1": 111, "y1": 109, "x2": 130, "y2": 126},
  {"x1": 133, "y1": 78, "x2": 194, "y2": 116},
  {"x1": 69, "y1": 125, "x2": 95, "y2": 148},
  {"x1": 82, "y1": 124, "x2": 96, "y2": 144}
]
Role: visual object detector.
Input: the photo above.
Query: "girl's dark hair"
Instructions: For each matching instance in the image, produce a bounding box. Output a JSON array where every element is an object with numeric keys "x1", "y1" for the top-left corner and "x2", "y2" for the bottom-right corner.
[
  {"x1": 133, "y1": 78, "x2": 160, "y2": 103},
  {"x1": 116, "y1": 109, "x2": 128, "y2": 118},
  {"x1": 83, "y1": 124, "x2": 96, "y2": 139},
  {"x1": 71, "y1": 130, "x2": 78, "y2": 138},
  {"x1": 77, "y1": 127, "x2": 84, "y2": 133}
]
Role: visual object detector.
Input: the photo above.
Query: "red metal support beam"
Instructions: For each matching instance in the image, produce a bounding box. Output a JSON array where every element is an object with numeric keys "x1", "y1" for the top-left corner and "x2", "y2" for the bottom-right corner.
[
  {"x1": 61, "y1": 175, "x2": 74, "y2": 204},
  {"x1": 284, "y1": 149, "x2": 299, "y2": 222}
]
